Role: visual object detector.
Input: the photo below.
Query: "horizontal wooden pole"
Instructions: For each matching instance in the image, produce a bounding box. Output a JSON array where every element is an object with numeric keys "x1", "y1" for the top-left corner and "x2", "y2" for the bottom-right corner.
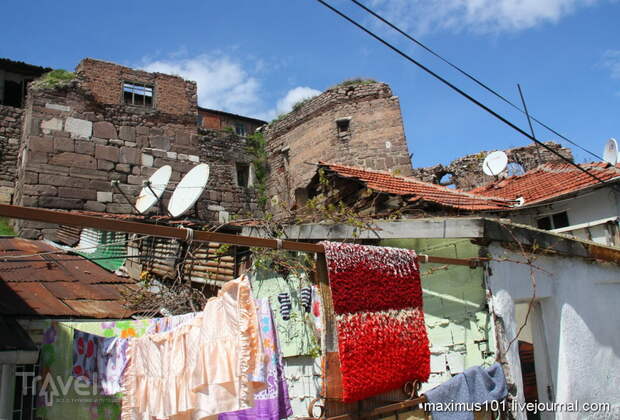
[{"x1": 0, "y1": 204, "x2": 483, "y2": 266}]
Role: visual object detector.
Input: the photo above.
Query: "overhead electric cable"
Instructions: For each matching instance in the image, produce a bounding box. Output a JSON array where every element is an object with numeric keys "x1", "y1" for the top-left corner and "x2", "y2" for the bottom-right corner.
[
  {"x1": 348, "y1": 0, "x2": 604, "y2": 162},
  {"x1": 314, "y1": 0, "x2": 611, "y2": 187}
]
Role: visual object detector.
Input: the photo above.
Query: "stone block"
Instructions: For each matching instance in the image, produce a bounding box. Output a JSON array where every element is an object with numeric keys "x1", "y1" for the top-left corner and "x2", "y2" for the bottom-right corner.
[
  {"x1": 23, "y1": 171, "x2": 38, "y2": 184},
  {"x1": 65, "y1": 117, "x2": 92, "y2": 139},
  {"x1": 115, "y1": 163, "x2": 131, "y2": 173},
  {"x1": 136, "y1": 126, "x2": 149, "y2": 136},
  {"x1": 93, "y1": 121, "x2": 117, "y2": 139},
  {"x1": 51, "y1": 129, "x2": 70, "y2": 138},
  {"x1": 131, "y1": 166, "x2": 140, "y2": 175},
  {"x1": 39, "y1": 196, "x2": 83, "y2": 210},
  {"x1": 90, "y1": 180, "x2": 111, "y2": 191},
  {"x1": 178, "y1": 153, "x2": 188, "y2": 161},
  {"x1": 50, "y1": 152, "x2": 96, "y2": 169},
  {"x1": 109, "y1": 139, "x2": 124, "y2": 146},
  {"x1": 119, "y1": 126, "x2": 136, "y2": 142},
  {"x1": 97, "y1": 160, "x2": 115, "y2": 170},
  {"x1": 69, "y1": 167, "x2": 107, "y2": 180},
  {"x1": 45, "y1": 103, "x2": 71, "y2": 112},
  {"x1": 29, "y1": 136, "x2": 53, "y2": 153},
  {"x1": 92, "y1": 137, "x2": 108, "y2": 145},
  {"x1": 39, "y1": 174, "x2": 84, "y2": 188},
  {"x1": 166, "y1": 152, "x2": 178, "y2": 160},
  {"x1": 127, "y1": 175, "x2": 143, "y2": 185},
  {"x1": 142, "y1": 153, "x2": 154, "y2": 167},
  {"x1": 41, "y1": 118, "x2": 64, "y2": 134},
  {"x1": 124, "y1": 141, "x2": 137, "y2": 148},
  {"x1": 53, "y1": 137, "x2": 75, "y2": 153},
  {"x1": 149, "y1": 136, "x2": 171, "y2": 151},
  {"x1": 109, "y1": 173, "x2": 127, "y2": 183},
  {"x1": 136, "y1": 135, "x2": 148, "y2": 147},
  {"x1": 84, "y1": 201, "x2": 106, "y2": 212},
  {"x1": 21, "y1": 195, "x2": 38, "y2": 206},
  {"x1": 23, "y1": 184, "x2": 58, "y2": 196},
  {"x1": 151, "y1": 149, "x2": 167, "y2": 158},
  {"x1": 28, "y1": 151, "x2": 49, "y2": 164},
  {"x1": 176, "y1": 131, "x2": 190, "y2": 145},
  {"x1": 28, "y1": 164, "x2": 70, "y2": 176},
  {"x1": 0, "y1": 192, "x2": 12, "y2": 204},
  {"x1": 141, "y1": 167, "x2": 156, "y2": 177},
  {"x1": 120, "y1": 147, "x2": 140, "y2": 164},
  {"x1": 95, "y1": 145, "x2": 120, "y2": 162},
  {"x1": 106, "y1": 203, "x2": 133, "y2": 214},
  {"x1": 188, "y1": 155, "x2": 199, "y2": 163},
  {"x1": 75, "y1": 140, "x2": 94, "y2": 155},
  {"x1": 97, "y1": 191, "x2": 113, "y2": 203},
  {"x1": 59, "y1": 187, "x2": 96, "y2": 200}
]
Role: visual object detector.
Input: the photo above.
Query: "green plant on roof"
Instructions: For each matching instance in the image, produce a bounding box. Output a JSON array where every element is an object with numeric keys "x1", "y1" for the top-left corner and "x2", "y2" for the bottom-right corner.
[
  {"x1": 32, "y1": 69, "x2": 76, "y2": 89},
  {"x1": 333, "y1": 77, "x2": 377, "y2": 88}
]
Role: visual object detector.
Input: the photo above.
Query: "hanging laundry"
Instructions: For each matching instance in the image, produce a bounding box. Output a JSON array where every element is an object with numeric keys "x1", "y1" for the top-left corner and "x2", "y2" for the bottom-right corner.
[
  {"x1": 250, "y1": 269, "x2": 319, "y2": 358},
  {"x1": 219, "y1": 299, "x2": 293, "y2": 420},
  {"x1": 300, "y1": 287, "x2": 312, "y2": 313},
  {"x1": 277, "y1": 292, "x2": 292, "y2": 320},
  {"x1": 71, "y1": 312, "x2": 200, "y2": 396},
  {"x1": 121, "y1": 275, "x2": 266, "y2": 420},
  {"x1": 321, "y1": 241, "x2": 430, "y2": 402},
  {"x1": 72, "y1": 329, "x2": 100, "y2": 384},
  {"x1": 424, "y1": 362, "x2": 508, "y2": 420}
]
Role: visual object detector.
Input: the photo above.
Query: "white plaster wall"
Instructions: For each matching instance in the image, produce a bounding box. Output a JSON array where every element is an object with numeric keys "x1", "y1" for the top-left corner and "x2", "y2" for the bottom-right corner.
[
  {"x1": 488, "y1": 242, "x2": 620, "y2": 419},
  {"x1": 510, "y1": 187, "x2": 620, "y2": 227}
]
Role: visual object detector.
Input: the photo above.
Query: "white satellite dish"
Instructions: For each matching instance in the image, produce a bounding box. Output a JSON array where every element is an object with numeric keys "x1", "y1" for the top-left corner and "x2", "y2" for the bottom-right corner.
[
  {"x1": 603, "y1": 138, "x2": 618, "y2": 165},
  {"x1": 135, "y1": 165, "x2": 172, "y2": 214},
  {"x1": 167, "y1": 163, "x2": 210, "y2": 218},
  {"x1": 482, "y1": 151, "x2": 508, "y2": 176}
]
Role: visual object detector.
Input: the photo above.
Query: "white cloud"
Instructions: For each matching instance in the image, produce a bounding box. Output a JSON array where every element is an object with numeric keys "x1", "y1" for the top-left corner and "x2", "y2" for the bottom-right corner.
[
  {"x1": 142, "y1": 53, "x2": 262, "y2": 116},
  {"x1": 368, "y1": 0, "x2": 601, "y2": 34},
  {"x1": 140, "y1": 53, "x2": 321, "y2": 121},
  {"x1": 602, "y1": 50, "x2": 620, "y2": 80}
]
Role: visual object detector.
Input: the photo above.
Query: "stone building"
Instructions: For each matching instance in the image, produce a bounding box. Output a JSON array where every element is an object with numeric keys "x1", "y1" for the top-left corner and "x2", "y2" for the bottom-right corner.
[
  {"x1": 410, "y1": 142, "x2": 573, "y2": 190},
  {"x1": 262, "y1": 80, "x2": 413, "y2": 213},
  {"x1": 198, "y1": 107, "x2": 265, "y2": 137},
  {"x1": 0, "y1": 57, "x2": 260, "y2": 239}
]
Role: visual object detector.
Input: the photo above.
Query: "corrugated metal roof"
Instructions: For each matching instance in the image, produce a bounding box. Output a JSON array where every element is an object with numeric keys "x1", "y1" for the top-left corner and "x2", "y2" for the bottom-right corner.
[{"x1": 0, "y1": 238, "x2": 136, "y2": 318}]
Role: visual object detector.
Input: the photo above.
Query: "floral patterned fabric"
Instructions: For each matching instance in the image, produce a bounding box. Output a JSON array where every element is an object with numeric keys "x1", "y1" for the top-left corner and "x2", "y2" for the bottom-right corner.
[
  {"x1": 219, "y1": 299, "x2": 292, "y2": 420},
  {"x1": 37, "y1": 318, "x2": 159, "y2": 420},
  {"x1": 321, "y1": 241, "x2": 430, "y2": 403}
]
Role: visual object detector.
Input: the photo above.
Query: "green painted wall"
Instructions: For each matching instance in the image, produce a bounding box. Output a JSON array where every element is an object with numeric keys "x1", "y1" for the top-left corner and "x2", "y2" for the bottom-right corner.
[{"x1": 380, "y1": 238, "x2": 496, "y2": 389}]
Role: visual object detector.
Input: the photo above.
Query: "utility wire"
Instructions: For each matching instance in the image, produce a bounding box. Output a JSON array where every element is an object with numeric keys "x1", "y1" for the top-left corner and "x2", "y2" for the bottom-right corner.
[
  {"x1": 348, "y1": 0, "x2": 605, "y2": 162},
  {"x1": 314, "y1": 0, "x2": 611, "y2": 187}
]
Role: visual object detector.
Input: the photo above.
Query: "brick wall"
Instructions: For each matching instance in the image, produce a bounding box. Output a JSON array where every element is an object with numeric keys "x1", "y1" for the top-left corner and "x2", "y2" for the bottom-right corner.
[
  {"x1": 0, "y1": 104, "x2": 23, "y2": 203},
  {"x1": 410, "y1": 142, "x2": 574, "y2": 190},
  {"x1": 13, "y1": 73, "x2": 256, "y2": 239},
  {"x1": 263, "y1": 81, "x2": 412, "y2": 212},
  {"x1": 76, "y1": 58, "x2": 197, "y2": 116}
]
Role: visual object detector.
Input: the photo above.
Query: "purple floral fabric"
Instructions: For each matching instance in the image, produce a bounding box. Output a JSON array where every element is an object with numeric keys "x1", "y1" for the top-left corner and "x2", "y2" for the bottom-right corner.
[
  {"x1": 219, "y1": 299, "x2": 292, "y2": 420},
  {"x1": 97, "y1": 337, "x2": 129, "y2": 395}
]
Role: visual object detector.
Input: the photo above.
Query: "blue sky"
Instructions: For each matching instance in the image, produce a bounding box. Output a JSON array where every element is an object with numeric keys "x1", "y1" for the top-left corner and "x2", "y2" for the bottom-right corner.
[{"x1": 2, "y1": 0, "x2": 619, "y2": 167}]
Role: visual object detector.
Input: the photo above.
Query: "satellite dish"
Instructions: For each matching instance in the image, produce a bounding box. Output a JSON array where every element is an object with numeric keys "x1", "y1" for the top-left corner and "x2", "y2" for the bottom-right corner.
[
  {"x1": 135, "y1": 165, "x2": 172, "y2": 214},
  {"x1": 603, "y1": 138, "x2": 618, "y2": 165},
  {"x1": 483, "y1": 151, "x2": 508, "y2": 176},
  {"x1": 168, "y1": 164, "x2": 210, "y2": 218}
]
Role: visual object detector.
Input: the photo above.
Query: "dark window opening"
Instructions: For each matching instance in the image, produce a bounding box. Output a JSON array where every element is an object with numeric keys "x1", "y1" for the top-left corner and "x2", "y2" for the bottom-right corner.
[
  {"x1": 336, "y1": 118, "x2": 350, "y2": 136},
  {"x1": 4, "y1": 80, "x2": 23, "y2": 108},
  {"x1": 196, "y1": 115, "x2": 203, "y2": 127},
  {"x1": 236, "y1": 163, "x2": 250, "y2": 188},
  {"x1": 123, "y1": 82, "x2": 154, "y2": 107},
  {"x1": 536, "y1": 211, "x2": 569, "y2": 230},
  {"x1": 234, "y1": 123, "x2": 246, "y2": 137}
]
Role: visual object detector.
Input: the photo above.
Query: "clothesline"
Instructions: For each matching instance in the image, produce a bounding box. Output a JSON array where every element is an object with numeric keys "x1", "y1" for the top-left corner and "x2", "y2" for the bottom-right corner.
[{"x1": 0, "y1": 204, "x2": 485, "y2": 267}]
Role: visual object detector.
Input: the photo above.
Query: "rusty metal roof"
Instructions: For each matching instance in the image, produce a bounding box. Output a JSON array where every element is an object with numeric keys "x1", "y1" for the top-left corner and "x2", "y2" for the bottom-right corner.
[{"x1": 0, "y1": 238, "x2": 136, "y2": 319}]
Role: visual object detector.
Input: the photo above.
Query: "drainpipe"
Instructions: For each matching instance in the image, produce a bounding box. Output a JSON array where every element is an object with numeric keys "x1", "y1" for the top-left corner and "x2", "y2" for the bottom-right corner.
[{"x1": 0, "y1": 364, "x2": 16, "y2": 420}]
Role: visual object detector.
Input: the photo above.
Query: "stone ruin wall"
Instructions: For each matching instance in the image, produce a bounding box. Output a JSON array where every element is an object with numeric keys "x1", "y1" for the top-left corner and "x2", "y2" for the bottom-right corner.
[
  {"x1": 263, "y1": 81, "x2": 413, "y2": 212},
  {"x1": 0, "y1": 104, "x2": 23, "y2": 204},
  {"x1": 410, "y1": 142, "x2": 573, "y2": 190},
  {"x1": 12, "y1": 59, "x2": 257, "y2": 239}
]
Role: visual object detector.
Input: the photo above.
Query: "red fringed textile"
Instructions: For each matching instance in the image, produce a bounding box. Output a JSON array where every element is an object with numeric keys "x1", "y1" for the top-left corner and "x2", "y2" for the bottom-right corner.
[{"x1": 321, "y1": 242, "x2": 430, "y2": 402}]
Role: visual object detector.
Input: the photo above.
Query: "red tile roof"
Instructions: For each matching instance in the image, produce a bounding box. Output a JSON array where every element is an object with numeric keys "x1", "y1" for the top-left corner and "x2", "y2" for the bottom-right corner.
[
  {"x1": 319, "y1": 161, "x2": 620, "y2": 212},
  {"x1": 0, "y1": 238, "x2": 136, "y2": 318},
  {"x1": 469, "y1": 162, "x2": 620, "y2": 205},
  {"x1": 320, "y1": 162, "x2": 515, "y2": 211}
]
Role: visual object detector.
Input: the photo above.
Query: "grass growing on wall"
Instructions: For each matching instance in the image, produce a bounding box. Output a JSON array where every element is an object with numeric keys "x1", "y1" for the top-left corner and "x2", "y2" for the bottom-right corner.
[
  {"x1": 32, "y1": 69, "x2": 76, "y2": 89},
  {"x1": 0, "y1": 217, "x2": 15, "y2": 236}
]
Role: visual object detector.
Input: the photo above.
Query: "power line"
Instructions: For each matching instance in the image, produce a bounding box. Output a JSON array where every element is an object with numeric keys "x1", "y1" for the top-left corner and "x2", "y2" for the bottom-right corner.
[
  {"x1": 348, "y1": 0, "x2": 605, "y2": 162},
  {"x1": 314, "y1": 0, "x2": 611, "y2": 187}
]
